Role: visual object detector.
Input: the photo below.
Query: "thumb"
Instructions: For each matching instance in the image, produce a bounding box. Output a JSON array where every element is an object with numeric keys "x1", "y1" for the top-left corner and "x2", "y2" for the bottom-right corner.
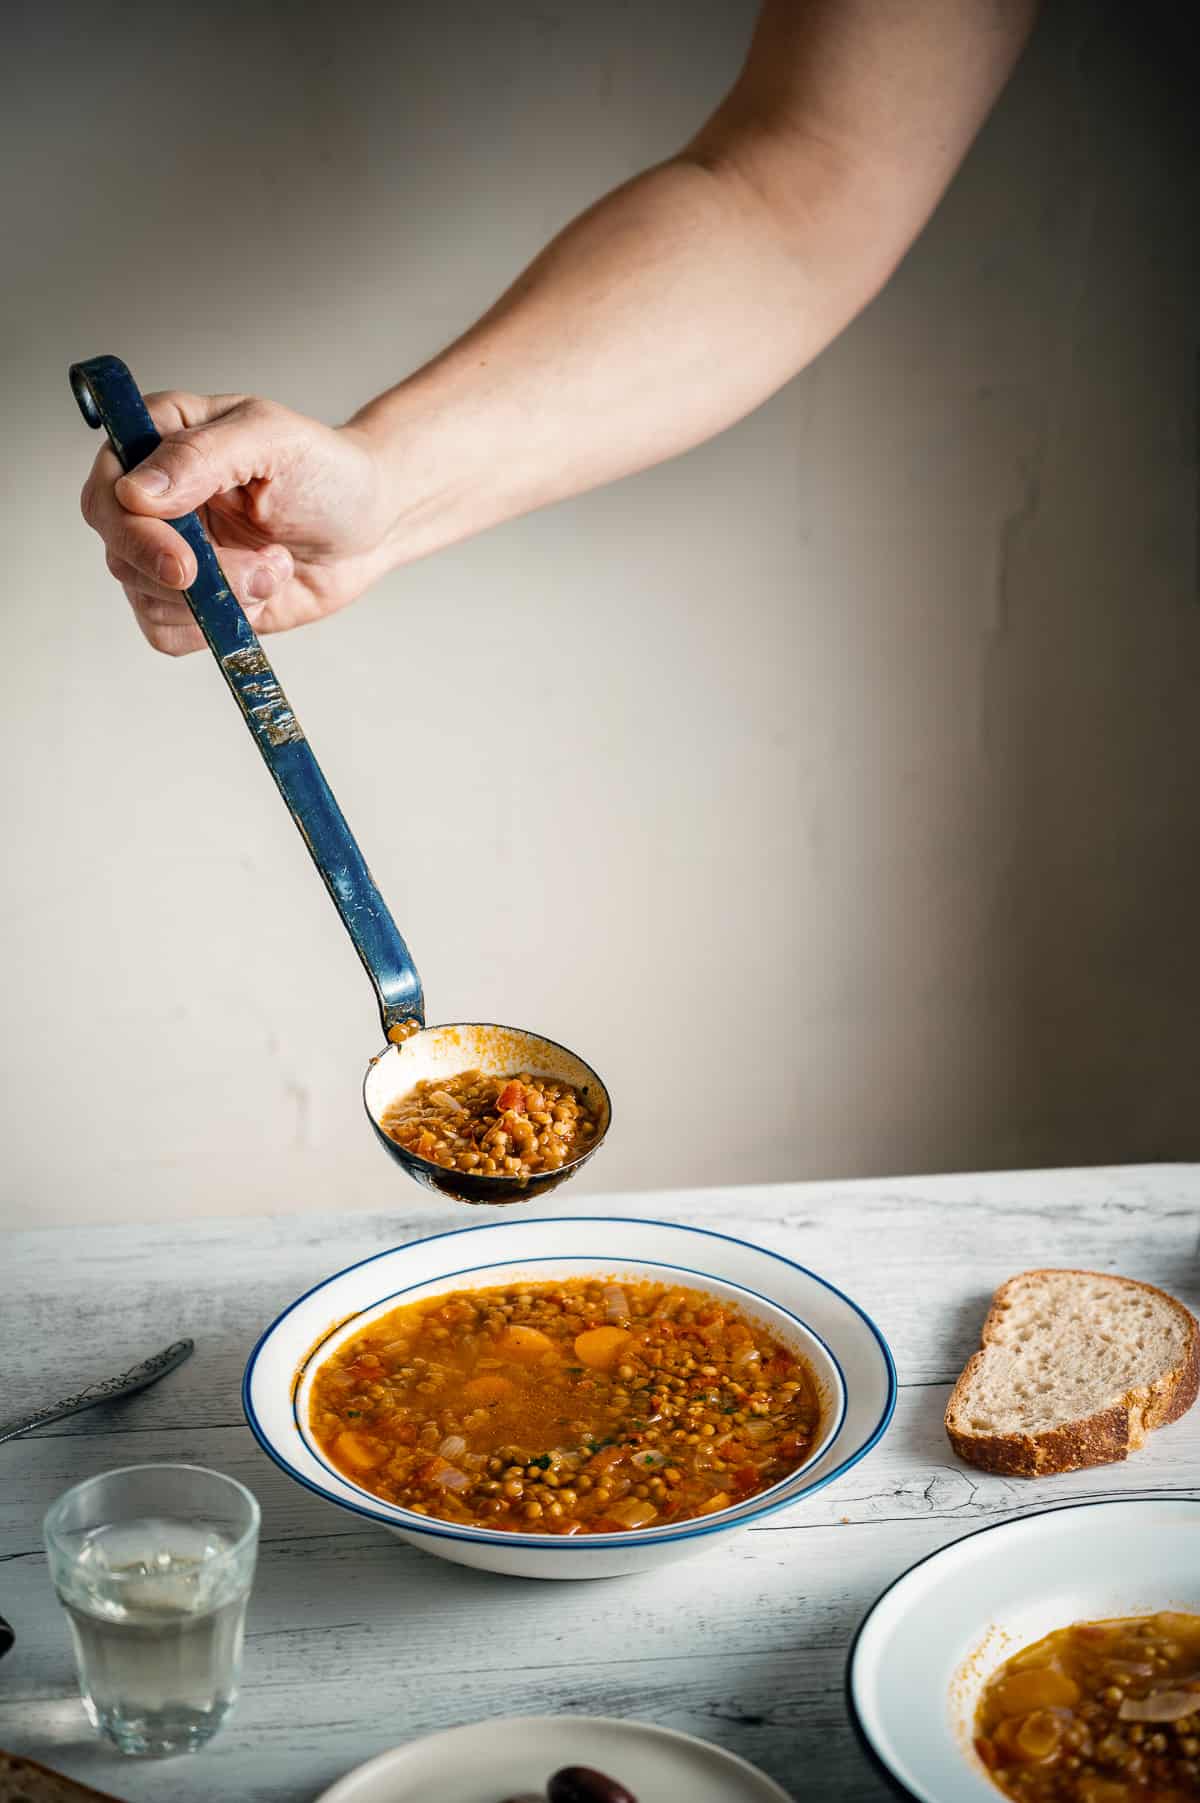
[{"x1": 114, "y1": 401, "x2": 271, "y2": 517}]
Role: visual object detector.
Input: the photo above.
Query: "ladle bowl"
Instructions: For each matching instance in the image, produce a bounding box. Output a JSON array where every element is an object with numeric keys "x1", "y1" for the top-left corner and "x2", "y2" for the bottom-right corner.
[
  {"x1": 364, "y1": 1022, "x2": 611, "y2": 1203},
  {"x1": 71, "y1": 355, "x2": 609, "y2": 1205}
]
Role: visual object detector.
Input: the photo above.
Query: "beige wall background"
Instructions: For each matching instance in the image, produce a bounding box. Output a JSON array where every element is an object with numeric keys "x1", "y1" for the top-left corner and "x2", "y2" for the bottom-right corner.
[{"x1": 3, "y1": 0, "x2": 1197, "y2": 1231}]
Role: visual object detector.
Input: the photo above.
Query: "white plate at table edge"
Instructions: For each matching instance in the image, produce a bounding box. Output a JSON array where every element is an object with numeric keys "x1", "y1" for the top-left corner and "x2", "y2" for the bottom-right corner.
[{"x1": 314, "y1": 1713, "x2": 795, "y2": 1802}]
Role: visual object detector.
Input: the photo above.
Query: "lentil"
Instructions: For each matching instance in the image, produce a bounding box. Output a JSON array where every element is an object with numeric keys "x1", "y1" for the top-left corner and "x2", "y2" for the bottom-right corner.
[
  {"x1": 975, "y1": 1613, "x2": 1200, "y2": 1800},
  {"x1": 382, "y1": 1071, "x2": 600, "y2": 1182},
  {"x1": 309, "y1": 1277, "x2": 821, "y2": 1535}
]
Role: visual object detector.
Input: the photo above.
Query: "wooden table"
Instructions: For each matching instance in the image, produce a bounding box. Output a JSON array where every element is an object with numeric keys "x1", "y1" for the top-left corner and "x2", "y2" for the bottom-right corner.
[{"x1": 3, "y1": 1167, "x2": 1198, "y2": 1801}]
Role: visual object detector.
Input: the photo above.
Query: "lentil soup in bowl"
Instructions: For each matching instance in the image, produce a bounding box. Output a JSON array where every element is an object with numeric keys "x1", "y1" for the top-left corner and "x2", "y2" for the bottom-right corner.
[{"x1": 243, "y1": 1218, "x2": 896, "y2": 1580}]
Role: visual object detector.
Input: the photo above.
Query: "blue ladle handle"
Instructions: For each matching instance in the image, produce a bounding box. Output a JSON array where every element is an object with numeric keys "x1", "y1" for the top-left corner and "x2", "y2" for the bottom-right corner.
[{"x1": 70, "y1": 355, "x2": 424, "y2": 1037}]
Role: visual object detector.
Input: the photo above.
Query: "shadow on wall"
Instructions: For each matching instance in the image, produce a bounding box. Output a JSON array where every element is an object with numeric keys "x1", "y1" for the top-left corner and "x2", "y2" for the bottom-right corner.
[{"x1": 990, "y1": 1, "x2": 1200, "y2": 1169}]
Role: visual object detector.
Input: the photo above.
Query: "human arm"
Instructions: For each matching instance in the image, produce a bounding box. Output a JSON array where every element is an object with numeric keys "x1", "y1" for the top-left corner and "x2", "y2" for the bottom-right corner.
[{"x1": 81, "y1": 0, "x2": 1037, "y2": 654}]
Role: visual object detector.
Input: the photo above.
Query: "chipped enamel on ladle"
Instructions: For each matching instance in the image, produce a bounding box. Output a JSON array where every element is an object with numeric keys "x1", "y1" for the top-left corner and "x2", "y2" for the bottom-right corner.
[{"x1": 70, "y1": 356, "x2": 611, "y2": 1205}]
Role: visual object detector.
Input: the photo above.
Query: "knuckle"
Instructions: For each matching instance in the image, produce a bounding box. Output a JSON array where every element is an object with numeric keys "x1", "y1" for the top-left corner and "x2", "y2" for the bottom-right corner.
[
  {"x1": 165, "y1": 434, "x2": 216, "y2": 482},
  {"x1": 113, "y1": 522, "x2": 153, "y2": 574},
  {"x1": 145, "y1": 389, "x2": 201, "y2": 431}
]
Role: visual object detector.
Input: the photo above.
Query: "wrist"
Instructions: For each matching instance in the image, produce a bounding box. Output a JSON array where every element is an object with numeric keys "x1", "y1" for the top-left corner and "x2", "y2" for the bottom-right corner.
[{"x1": 345, "y1": 372, "x2": 493, "y2": 576}]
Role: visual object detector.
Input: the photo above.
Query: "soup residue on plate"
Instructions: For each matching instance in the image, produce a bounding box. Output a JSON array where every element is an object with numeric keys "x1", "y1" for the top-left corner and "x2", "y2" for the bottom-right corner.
[
  {"x1": 307, "y1": 1277, "x2": 822, "y2": 1534},
  {"x1": 974, "y1": 1612, "x2": 1200, "y2": 1801}
]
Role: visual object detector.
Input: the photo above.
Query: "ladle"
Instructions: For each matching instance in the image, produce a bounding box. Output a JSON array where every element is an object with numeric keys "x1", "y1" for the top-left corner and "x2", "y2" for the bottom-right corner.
[{"x1": 69, "y1": 356, "x2": 610, "y2": 1204}]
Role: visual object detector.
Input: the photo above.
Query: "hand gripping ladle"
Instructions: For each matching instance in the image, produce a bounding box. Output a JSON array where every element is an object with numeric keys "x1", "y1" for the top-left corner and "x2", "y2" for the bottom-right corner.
[{"x1": 70, "y1": 356, "x2": 610, "y2": 1204}]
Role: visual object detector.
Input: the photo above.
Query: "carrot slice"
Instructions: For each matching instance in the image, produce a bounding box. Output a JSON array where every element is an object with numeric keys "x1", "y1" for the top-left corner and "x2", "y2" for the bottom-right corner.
[
  {"x1": 334, "y1": 1429, "x2": 385, "y2": 1472},
  {"x1": 462, "y1": 1372, "x2": 515, "y2": 1404},
  {"x1": 989, "y1": 1669, "x2": 1080, "y2": 1716},
  {"x1": 573, "y1": 1326, "x2": 631, "y2": 1369},
  {"x1": 499, "y1": 1324, "x2": 558, "y2": 1361}
]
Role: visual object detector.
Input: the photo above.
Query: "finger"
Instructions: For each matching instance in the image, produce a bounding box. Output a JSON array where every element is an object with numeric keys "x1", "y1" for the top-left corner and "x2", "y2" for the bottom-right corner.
[
  {"x1": 82, "y1": 444, "x2": 200, "y2": 588},
  {"x1": 124, "y1": 589, "x2": 207, "y2": 658},
  {"x1": 113, "y1": 397, "x2": 285, "y2": 520},
  {"x1": 106, "y1": 541, "x2": 293, "y2": 609}
]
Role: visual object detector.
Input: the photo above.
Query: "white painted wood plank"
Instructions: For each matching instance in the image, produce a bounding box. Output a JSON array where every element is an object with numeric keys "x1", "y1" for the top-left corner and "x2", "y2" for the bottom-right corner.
[
  {"x1": 2, "y1": 1510, "x2": 968, "y2": 1802},
  {"x1": 4, "y1": 1384, "x2": 1199, "y2": 1566},
  {"x1": 5, "y1": 1167, "x2": 1197, "y2": 1426},
  {"x1": 2, "y1": 1167, "x2": 1197, "y2": 1802}
]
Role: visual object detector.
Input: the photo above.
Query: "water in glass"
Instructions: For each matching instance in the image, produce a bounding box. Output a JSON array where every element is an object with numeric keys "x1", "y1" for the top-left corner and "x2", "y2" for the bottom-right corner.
[{"x1": 54, "y1": 1515, "x2": 250, "y2": 1756}]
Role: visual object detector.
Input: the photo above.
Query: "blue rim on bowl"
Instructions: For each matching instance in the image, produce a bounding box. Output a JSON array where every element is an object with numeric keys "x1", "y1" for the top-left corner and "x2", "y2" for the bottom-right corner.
[{"x1": 243, "y1": 1216, "x2": 897, "y2": 1554}]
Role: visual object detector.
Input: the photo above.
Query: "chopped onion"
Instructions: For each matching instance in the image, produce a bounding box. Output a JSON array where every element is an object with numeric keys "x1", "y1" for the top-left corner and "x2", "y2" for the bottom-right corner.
[
  {"x1": 743, "y1": 1419, "x2": 773, "y2": 1442},
  {"x1": 732, "y1": 1345, "x2": 762, "y2": 1370},
  {"x1": 438, "y1": 1435, "x2": 467, "y2": 1460},
  {"x1": 1119, "y1": 1690, "x2": 1200, "y2": 1724},
  {"x1": 607, "y1": 1497, "x2": 659, "y2": 1529},
  {"x1": 633, "y1": 1449, "x2": 667, "y2": 1469},
  {"x1": 428, "y1": 1089, "x2": 467, "y2": 1114},
  {"x1": 603, "y1": 1285, "x2": 630, "y2": 1324},
  {"x1": 431, "y1": 1463, "x2": 471, "y2": 1492}
]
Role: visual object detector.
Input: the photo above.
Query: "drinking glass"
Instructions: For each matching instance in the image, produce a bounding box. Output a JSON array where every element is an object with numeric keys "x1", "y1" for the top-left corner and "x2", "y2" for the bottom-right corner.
[{"x1": 43, "y1": 1463, "x2": 260, "y2": 1758}]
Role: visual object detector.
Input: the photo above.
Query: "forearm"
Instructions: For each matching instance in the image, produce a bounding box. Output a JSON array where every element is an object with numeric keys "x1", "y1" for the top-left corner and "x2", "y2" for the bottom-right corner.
[
  {"x1": 352, "y1": 152, "x2": 868, "y2": 567},
  {"x1": 352, "y1": 0, "x2": 1036, "y2": 573},
  {"x1": 86, "y1": 1, "x2": 1036, "y2": 654}
]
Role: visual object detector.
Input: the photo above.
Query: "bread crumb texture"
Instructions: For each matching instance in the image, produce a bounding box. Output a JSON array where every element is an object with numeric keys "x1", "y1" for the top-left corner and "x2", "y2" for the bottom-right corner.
[{"x1": 966, "y1": 1272, "x2": 1191, "y2": 1435}]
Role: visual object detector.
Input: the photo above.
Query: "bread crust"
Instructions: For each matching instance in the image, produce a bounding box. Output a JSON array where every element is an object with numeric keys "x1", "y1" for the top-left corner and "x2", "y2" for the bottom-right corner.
[
  {"x1": 0, "y1": 1752, "x2": 126, "y2": 1800},
  {"x1": 944, "y1": 1268, "x2": 1200, "y2": 1479}
]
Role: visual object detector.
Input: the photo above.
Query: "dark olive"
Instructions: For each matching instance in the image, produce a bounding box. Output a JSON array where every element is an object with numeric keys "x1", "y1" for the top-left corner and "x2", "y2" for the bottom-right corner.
[{"x1": 547, "y1": 1768, "x2": 638, "y2": 1803}]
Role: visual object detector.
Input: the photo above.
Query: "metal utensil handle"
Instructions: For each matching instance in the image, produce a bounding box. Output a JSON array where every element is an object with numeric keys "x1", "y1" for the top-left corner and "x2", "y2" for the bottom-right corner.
[
  {"x1": 0, "y1": 1338, "x2": 195, "y2": 1446},
  {"x1": 69, "y1": 356, "x2": 423, "y2": 1036}
]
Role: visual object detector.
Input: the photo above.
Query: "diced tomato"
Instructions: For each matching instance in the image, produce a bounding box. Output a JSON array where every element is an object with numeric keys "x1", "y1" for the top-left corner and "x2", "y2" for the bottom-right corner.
[
  {"x1": 496, "y1": 1080, "x2": 525, "y2": 1112},
  {"x1": 733, "y1": 1464, "x2": 760, "y2": 1492},
  {"x1": 588, "y1": 1445, "x2": 628, "y2": 1476}
]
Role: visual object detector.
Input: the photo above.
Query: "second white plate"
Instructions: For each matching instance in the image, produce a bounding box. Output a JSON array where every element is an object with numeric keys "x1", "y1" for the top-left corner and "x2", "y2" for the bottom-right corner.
[{"x1": 315, "y1": 1713, "x2": 795, "y2": 1803}]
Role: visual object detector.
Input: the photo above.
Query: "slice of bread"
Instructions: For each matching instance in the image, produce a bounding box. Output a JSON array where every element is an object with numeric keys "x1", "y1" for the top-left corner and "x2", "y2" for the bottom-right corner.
[
  {"x1": 0, "y1": 1753, "x2": 125, "y2": 1801},
  {"x1": 945, "y1": 1269, "x2": 1199, "y2": 1478}
]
